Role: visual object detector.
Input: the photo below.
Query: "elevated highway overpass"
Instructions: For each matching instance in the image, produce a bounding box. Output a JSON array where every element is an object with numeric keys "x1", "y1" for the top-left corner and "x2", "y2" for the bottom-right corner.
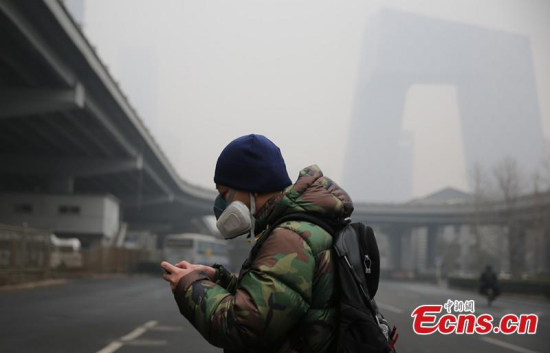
[
  {"x1": 0, "y1": 0, "x2": 215, "y2": 239},
  {"x1": 353, "y1": 190, "x2": 550, "y2": 226}
]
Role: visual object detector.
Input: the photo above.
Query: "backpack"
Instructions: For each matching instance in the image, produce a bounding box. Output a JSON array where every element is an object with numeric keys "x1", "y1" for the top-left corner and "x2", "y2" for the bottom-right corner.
[{"x1": 244, "y1": 213, "x2": 398, "y2": 353}]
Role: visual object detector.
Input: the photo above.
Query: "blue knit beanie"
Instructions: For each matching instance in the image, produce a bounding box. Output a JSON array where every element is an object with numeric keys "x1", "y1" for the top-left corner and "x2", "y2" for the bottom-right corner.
[{"x1": 214, "y1": 134, "x2": 292, "y2": 193}]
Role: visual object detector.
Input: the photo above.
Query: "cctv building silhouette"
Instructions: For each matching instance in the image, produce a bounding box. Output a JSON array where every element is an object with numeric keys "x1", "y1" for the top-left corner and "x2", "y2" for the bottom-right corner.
[{"x1": 345, "y1": 10, "x2": 545, "y2": 202}]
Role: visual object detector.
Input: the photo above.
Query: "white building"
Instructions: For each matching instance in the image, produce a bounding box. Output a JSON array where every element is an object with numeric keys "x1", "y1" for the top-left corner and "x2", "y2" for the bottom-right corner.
[{"x1": 0, "y1": 193, "x2": 120, "y2": 248}]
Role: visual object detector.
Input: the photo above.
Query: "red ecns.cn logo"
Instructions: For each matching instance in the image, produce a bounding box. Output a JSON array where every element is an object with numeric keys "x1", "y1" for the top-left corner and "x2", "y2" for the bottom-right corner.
[{"x1": 411, "y1": 301, "x2": 538, "y2": 335}]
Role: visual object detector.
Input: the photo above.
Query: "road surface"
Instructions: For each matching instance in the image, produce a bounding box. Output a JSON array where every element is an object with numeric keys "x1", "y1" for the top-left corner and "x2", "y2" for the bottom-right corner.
[{"x1": 0, "y1": 276, "x2": 548, "y2": 353}]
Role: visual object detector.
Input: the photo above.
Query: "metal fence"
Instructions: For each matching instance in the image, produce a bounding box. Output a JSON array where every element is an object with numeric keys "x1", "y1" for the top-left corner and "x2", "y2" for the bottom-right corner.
[
  {"x1": 0, "y1": 224, "x2": 51, "y2": 285},
  {"x1": 0, "y1": 223, "x2": 154, "y2": 286},
  {"x1": 82, "y1": 246, "x2": 150, "y2": 273}
]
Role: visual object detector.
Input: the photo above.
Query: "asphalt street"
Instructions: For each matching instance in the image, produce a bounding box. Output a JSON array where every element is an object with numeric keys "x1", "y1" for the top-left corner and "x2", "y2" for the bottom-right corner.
[{"x1": 0, "y1": 276, "x2": 548, "y2": 353}]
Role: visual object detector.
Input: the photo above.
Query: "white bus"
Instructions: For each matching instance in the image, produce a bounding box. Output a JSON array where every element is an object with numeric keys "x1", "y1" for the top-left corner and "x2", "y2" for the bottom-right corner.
[{"x1": 163, "y1": 233, "x2": 230, "y2": 269}]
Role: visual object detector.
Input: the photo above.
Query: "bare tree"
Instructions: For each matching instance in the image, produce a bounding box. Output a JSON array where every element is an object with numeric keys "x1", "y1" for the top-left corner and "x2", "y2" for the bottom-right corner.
[
  {"x1": 541, "y1": 143, "x2": 550, "y2": 192},
  {"x1": 533, "y1": 143, "x2": 550, "y2": 274},
  {"x1": 531, "y1": 171, "x2": 546, "y2": 274},
  {"x1": 469, "y1": 163, "x2": 488, "y2": 271},
  {"x1": 493, "y1": 156, "x2": 521, "y2": 204},
  {"x1": 493, "y1": 156, "x2": 523, "y2": 277}
]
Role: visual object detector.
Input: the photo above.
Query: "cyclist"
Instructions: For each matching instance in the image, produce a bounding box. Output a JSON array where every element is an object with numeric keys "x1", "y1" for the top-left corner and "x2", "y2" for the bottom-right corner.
[{"x1": 479, "y1": 265, "x2": 500, "y2": 306}]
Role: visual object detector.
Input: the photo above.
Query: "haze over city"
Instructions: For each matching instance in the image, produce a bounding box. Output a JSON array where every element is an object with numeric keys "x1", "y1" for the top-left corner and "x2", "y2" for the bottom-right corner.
[
  {"x1": 66, "y1": 0, "x2": 550, "y2": 202},
  {"x1": 2, "y1": 2, "x2": 550, "y2": 353}
]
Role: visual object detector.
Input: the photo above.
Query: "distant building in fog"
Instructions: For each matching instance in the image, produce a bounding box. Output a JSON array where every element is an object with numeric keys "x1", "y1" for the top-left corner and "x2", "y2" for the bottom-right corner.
[
  {"x1": 346, "y1": 9, "x2": 545, "y2": 202},
  {"x1": 408, "y1": 187, "x2": 472, "y2": 205}
]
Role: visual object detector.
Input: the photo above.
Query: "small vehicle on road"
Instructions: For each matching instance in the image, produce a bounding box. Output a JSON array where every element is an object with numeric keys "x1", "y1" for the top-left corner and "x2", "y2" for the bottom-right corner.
[{"x1": 49, "y1": 234, "x2": 83, "y2": 269}]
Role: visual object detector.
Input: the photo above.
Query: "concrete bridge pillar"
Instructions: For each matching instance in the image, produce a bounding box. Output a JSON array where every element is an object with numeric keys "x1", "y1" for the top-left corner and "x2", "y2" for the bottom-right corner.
[
  {"x1": 384, "y1": 225, "x2": 412, "y2": 270},
  {"x1": 508, "y1": 224, "x2": 527, "y2": 277},
  {"x1": 426, "y1": 225, "x2": 439, "y2": 269},
  {"x1": 544, "y1": 228, "x2": 550, "y2": 274},
  {"x1": 48, "y1": 176, "x2": 74, "y2": 193},
  {"x1": 389, "y1": 232, "x2": 403, "y2": 270}
]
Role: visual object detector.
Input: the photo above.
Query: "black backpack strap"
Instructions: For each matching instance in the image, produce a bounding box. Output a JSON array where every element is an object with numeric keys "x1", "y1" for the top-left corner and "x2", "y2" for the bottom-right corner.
[{"x1": 242, "y1": 213, "x2": 339, "y2": 268}]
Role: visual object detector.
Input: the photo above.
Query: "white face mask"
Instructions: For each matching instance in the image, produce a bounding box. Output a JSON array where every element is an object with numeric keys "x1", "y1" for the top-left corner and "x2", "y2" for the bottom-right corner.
[{"x1": 216, "y1": 193, "x2": 256, "y2": 239}]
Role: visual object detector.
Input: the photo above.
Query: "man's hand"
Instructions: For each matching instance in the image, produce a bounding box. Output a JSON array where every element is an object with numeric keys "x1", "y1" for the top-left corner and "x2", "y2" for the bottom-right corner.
[
  {"x1": 161, "y1": 261, "x2": 194, "y2": 291},
  {"x1": 175, "y1": 261, "x2": 217, "y2": 281}
]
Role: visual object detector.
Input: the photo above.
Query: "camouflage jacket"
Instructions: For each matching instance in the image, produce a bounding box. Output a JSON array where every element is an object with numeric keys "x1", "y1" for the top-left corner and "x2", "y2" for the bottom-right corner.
[{"x1": 173, "y1": 165, "x2": 354, "y2": 352}]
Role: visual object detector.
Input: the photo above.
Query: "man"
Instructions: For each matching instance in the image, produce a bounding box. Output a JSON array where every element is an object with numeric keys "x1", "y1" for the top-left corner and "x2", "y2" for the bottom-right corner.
[{"x1": 162, "y1": 134, "x2": 353, "y2": 352}]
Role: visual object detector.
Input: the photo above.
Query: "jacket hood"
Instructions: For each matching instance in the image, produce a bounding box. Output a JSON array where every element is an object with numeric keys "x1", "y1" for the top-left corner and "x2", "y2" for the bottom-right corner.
[{"x1": 255, "y1": 165, "x2": 354, "y2": 233}]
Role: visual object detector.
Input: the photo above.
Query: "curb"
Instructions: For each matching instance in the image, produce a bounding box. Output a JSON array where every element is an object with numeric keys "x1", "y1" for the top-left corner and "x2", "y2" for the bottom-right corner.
[{"x1": 0, "y1": 279, "x2": 67, "y2": 292}]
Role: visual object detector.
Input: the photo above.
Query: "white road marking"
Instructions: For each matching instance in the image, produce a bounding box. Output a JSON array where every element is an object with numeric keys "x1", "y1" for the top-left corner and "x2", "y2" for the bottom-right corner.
[
  {"x1": 377, "y1": 302, "x2": 404, "y2": 314},
  {"x1": 142, "y1": 320, "x2": 158, "y2": 329},
  {"x1": 149, "y1": 325, "x2": 184, "y2": 332},
  {"x1": 95, "y1": 342, "x2": 123, "y2": 353},
  {"x1": 120, "y1": 320, "x2": 157, "y2": 341},
  {"x1": 124, "y1": 339, "x2": 168, "y2": 346},
  {"x1": 120, "y1": 327, "x2": 148, "y2": 342},
  {"x1": 95, "y1": 320, "x2": 159, "y2": 353},
  {"x1": 479, "y1": 337, "x2": 540, "y2": 353}
]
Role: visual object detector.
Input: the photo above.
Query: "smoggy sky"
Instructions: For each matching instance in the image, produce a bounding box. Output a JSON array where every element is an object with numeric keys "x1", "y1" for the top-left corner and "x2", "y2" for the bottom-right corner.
[{"x1": 67, "y1": 0, "x2": 550, "y2": 201}]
